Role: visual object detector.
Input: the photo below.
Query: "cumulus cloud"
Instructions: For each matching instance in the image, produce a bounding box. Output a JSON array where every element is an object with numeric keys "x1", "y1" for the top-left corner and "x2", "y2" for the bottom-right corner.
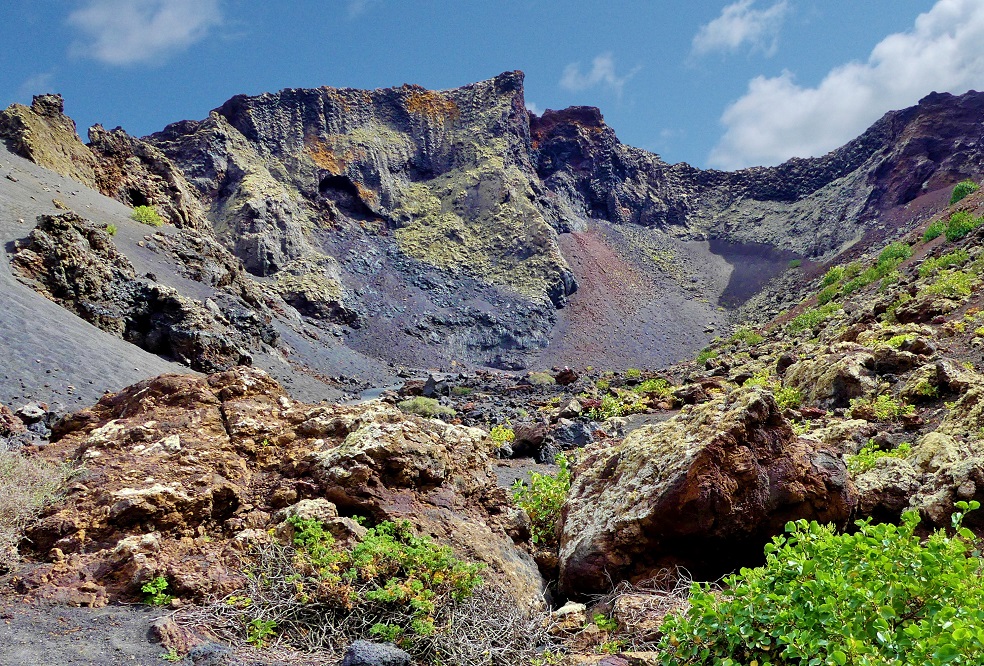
[
  {"x1": 526, "y1": 101, "x2": 543, "y2": 116},
  {"x1": 17, "y1": 72, "x2": 56, "y2": 100},
  {"x1": 692, "y1": 0, "x2": 789, "y2": 57},
  {"x1": 560, "y1": 53, "x2": 638, "y2": 98},
  {"x1": 709, "y1": 0, "x2": 984, "y2": 170},
  {"x1": 68, "y1": 0, "x2": 222, "y2": 65}
]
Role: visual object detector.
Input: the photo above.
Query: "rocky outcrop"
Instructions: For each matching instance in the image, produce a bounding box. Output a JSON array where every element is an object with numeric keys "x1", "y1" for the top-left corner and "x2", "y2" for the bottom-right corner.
[
  {"x1": 0, "y1": 94, "x2": 100, "y2": 188},
  {"x1": 784, "y1": 350, "x2": 878, "y2": 408},
  {"x1": 22, "y1": 367, "x2": 542, "y2": 605},
  {"x1": 11, "y1": 213, "x2": 266, "y2": 372},
  {"x1": 87, "y1": 124, "x2": 209, "y2": 229},
  {"x1": 559, "y1": 388, "x2": 857, "y2": 596}
]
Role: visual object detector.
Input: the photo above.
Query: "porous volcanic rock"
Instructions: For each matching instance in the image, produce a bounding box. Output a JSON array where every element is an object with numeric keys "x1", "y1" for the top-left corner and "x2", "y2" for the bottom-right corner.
[
  {"x1": 22, "y1": 367, "x2": 542, "y2": 605},
  {"x1": 11, "y1": 212, "x2": 264, "y2": 372},
  {"x1": 558, "y1": 387, "x2": 857, "y2": 596},
  {"x1": 784, "y1": 349, "x2": 878, "y2": 408}
]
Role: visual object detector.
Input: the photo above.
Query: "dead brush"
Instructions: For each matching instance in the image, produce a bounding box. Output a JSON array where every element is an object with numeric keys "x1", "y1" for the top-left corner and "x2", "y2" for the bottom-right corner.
[
  {"x1": 589, "y1": 569, "x2": 698, "y2": 651},
  {"x1": 176, "y1": 534, "x2": 555, "y2": 665},
  {"x1": 0, "y1": 447, "x2": 75, "y2": 570}
]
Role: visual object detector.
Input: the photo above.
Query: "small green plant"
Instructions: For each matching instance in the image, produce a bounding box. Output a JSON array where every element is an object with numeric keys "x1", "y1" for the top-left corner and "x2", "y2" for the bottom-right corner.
[
  {"x1": 912, "y1": 380, "x2": 939, "y2": 399},
  {"x1": 105, "y1": 223, "x2": 118, "y2": 235},
  {"x1": 141, "y1": 576, "x2": 173, "y2": 606},
  {"x1": 595, "y1": 378, "x2": 611, "y2": 391},
  {"x1": 919, "y1": 249, "x2": 969, "y2": 277},
  {"x1": 695, "y1": 348, "x2": 718, "y2": 364},
  {"x1": 489, "y1": 423, "x2": 516, "y2": 447},
  {"x1": 817, "y1": 284, "x2": 839, "y2": 305},
  {"x1": 775, "y1": 385, "x2": 803, "y2": 410},
  {"x1": 884, "y1": 334, "x2": 915, "y2": 348},
  {"x1": 131, "y1": 205, "x2": 164, "y2": 227},
  {"x1": 530, "y1": 651, "x2": 565, "y2": 666},
  {"x1": 587, "y1": 394, "x2": 625, "y2": 420},
  {"x1": 849, "y1": 394, "x2": 915, "y2": 422},
  {"x1": 527, "y1": 372, "x2": 556, "y2": 386},
  {"x1": 636, "y1": 378, "x2": 672, "y2": 397},
  {"x1": 950, "y1": 178, "x2": 980, "y2": 205},
  {"x1": 787, "y1": 302, "x2": 841, "y2": 334},
  {"x1": 658, "y1": 503, "x2": 984, "y2": 665},
  {"x1": 511, "y1": 454, "x2": 570, "y2": 548},
  {"x1": 593, "y1": 613, "x2": 618, "y2": 632},
  {"x1": 731, "y1": 328, "x2": 764, "y2": 345},
  {"x1": 820, "y1": 265, "x2": 845, "y2": 288},
  {"x1": 945, "y1": 210, "x2": 981, "y2": 242},
  {"x1": 397, "y1": 396, "x2": 456, "y2": 419},
  {"x1": 846, "y1": 441, "x2": 913, "y2": 474},
  {"x1": 923, "y1": 219, "x2": 946, "y2": 242},
  {"x1": 624, "y1": 368, "x2": 642, "y2": 380},
  {"x1": 924, "y1": 269, "x2": 976, "y2": 299},
  {"x1": 450, "y1": 386, "x2": 473, "y2": 396},
  {"x1": 788, "y1": 258, "x2": 802, "y2": 269},
  {"x1": 160, "y1": 648, "x2": 181, "y2": 662},
  {"x1": 246, "y1": 618, "x2": 278, "y2": 647}
]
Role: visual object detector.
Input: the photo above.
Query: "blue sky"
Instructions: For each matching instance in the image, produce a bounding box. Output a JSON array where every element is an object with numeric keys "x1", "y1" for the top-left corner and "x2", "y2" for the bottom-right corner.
[{"x1": 2, "y1": 1, "x2": 983, "y2": 169}]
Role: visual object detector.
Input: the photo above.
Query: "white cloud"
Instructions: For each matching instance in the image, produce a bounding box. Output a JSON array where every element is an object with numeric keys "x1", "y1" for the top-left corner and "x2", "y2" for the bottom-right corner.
[
  {"x1": 347, "y1": 0, "x2": 371, "y2": 18},
  {"x1": 68, "y1": 0, "x2": 222, "y2": 66},
  {"x1": 560, "y1": 53, "x2": 638, "y2": 98},
  {"x1": 17, "y1": 72, "x2": 55, "y2": 100},
  {"x1": 692, "y1": 0, "x2": 789, "y2": 57},
  {"x1": 709, "y1": 0, "x2": 984, "y2": 170},
  {"x1": 526, "y1": 101, "x2": 543, "y2": 116}
]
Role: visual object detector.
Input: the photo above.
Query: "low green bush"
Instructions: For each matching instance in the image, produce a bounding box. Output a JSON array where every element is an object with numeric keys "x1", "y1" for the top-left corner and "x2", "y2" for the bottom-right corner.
[
  {"x1": 730, "y1": 328, "x2": 764, "y2": 345},
  {"x1": 846, "y1": 441, "x2": 912, "y2": 474},
  {"x1": 397, "y1": 397, "x2": 456, "y2": 419},
  {"x1": 636, "y1": 378, "x2": 672, "y2": 397},
  {"x1": 950, "y1": 178, "x2": 980, "y2": 205},
  {"x1": 849, "y1": 394, "x2": 915, "y2": 422},
  {"x1": 816, "y1": 284, "x2": 839, "y2": 305},
  {"x1": 919, "y1": 249, "x2": 970, "y2": 277},
  {"x1": 787, "y1": 303, "x2": 840, "y2": 334},
  {"x1": 489, "y1": 423, "x2": 515, "y2": 447},
  {"x1": 141, "y1": 576, "x2": 173, "y2": 606},
  {"x1": 923, "y1": 219, "x2": 946, "y2": 242},
  {"x1": 527, "y1": 372, "x2": 556, "y2": 386},
  {"x1": 820, "y1": 266, "x2": 844, "y2": 288},
  {"x1": 924, "y1": 270, "x2": 975, "y2": 299},
  {"x1": 695, "y1": 348, "x2": 718, "y2": 364},
  {"x1": 658, "y1": 503, "x2": 984, "y2": 665},
  {"x1": 130, "y1": 205, "x2": 164, "y2": 227},
  {"x1": 624, "y1": 368, "x2": 642, "y2": 380},
  {"x1": 945, "y1": 211, "x2": 981, "y2": 242},
  {"x1": 788, "y1": 259, "x2": 802, "y2": 269},
  {"x1": 105, "y1": 223, "x2": 118, "y2": 235},
  {"x1": 511, "y1": 454, "x2": 570, "y2": 548}
]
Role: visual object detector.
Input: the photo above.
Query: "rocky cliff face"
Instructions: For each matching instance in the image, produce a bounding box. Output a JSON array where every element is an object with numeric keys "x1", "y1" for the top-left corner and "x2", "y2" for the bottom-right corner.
[{"x1": 4, "y1": 77, "x2": 984, "y2": 376}]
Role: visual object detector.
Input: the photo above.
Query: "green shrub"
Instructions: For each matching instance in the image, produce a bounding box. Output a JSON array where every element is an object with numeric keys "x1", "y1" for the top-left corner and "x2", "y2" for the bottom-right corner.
[
  {"x1": 731, "y1": 328, "x2": 764, "y2": 345},
  {"x1": 787, "y1": 303, "x2": 840, "y2": 334},
  {"x1": 920, "y1": 249, "x2": 970, "y2": 277},
  {"x1": 658, "y1": 503, "x2": 984, "y2": 665},
  {"x1": 636, "y1": 378, "x2": 672, "y2": 397},
  {"x1": 820, "y1": 266, "x2": 844, "y2": 288},
  {"x1": 924, "y1": 270, "x2": 975, "y2": 299},
  {"x1": 489, "y1": 424, "x2": 515, "y2": 447},
  {"x1": 130, "y1": 205, "x2": 164, "y2": 227},
  {"x1": 846, "y1": 441, "x2": 913, "y2": 474},
  {"x1": 511, "y1": 454, "x2": 570, "y2": 548},
  {"x1": 775, "y1": 385, "x2": 803, "y2": 410},
  {"x1": 884, "y1": 334, "x2": 915, "y2": 349},
  {"x1": 816, "y1": 284, "x2": 839, "y2": 305},
  {"x1": 923, "y1": 219, "x2": 946, "y2": 242},
  {"x1": 587, "y1": 394, "x2": 625, "y2": 421},
  {"x1": 105, "y1": 223, "x2": 118, "y2": 236},
  {"x1": 950, "y1": 178, "x2": 980, "y2": 205},
  {"x1": 527, "y1": 372, "x2": 556, "y2": 386},
  {"x1": 246, "y1": 618, "x2": 277, "y2": 647},
  {"x1": 878, "y1": 241, "x2": 913, "y2": 266},
  {"x1": 788, "y1": 259, "x2": 802, "y2": 269},
  {"x1": 624, "y1": 368, "x2": 642, "y2": 380},
  {"x1": 945, "y1": 211, "x2": 981, "y2": 242},
  {"x1": 843, "y1": 262, "x2": 863, "y2": 279},
  {"x1": 450, "y1": 386, "x2": 473, "y2": 396},
  {"x1": 397, "y1": 397, "x2": 456, "y2": 419},
  {"x1": 695, "y1": 348, "x2": 718, "y2": 364},
  {"x1": 141, "y1": 577, "x2": 172, "y2": 605},
  {"x1": 849, "y1": 394, "x2": 915, "y2": 422},
  {"x1": 595, "y1": 379, "x2": 610, "y2": 391}
]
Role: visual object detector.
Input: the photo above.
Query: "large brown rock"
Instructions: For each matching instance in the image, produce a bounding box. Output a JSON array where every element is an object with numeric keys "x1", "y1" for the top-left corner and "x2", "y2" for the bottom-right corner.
[
  {"x1": 559, "y1": 388, "x2": 856, "y2": 596},
  {"x1": 784, "y1": 349, "x2": 878, "y2": 408},
  {"x1": 26, "y1": 367, "x2": 542, "y2": 605}
]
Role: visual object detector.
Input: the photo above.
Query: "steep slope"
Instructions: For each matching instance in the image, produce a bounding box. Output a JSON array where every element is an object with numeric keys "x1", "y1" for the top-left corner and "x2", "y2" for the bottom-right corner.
[{"x1": 4, "y1": 76, "x2": 984, "y2": 381}]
